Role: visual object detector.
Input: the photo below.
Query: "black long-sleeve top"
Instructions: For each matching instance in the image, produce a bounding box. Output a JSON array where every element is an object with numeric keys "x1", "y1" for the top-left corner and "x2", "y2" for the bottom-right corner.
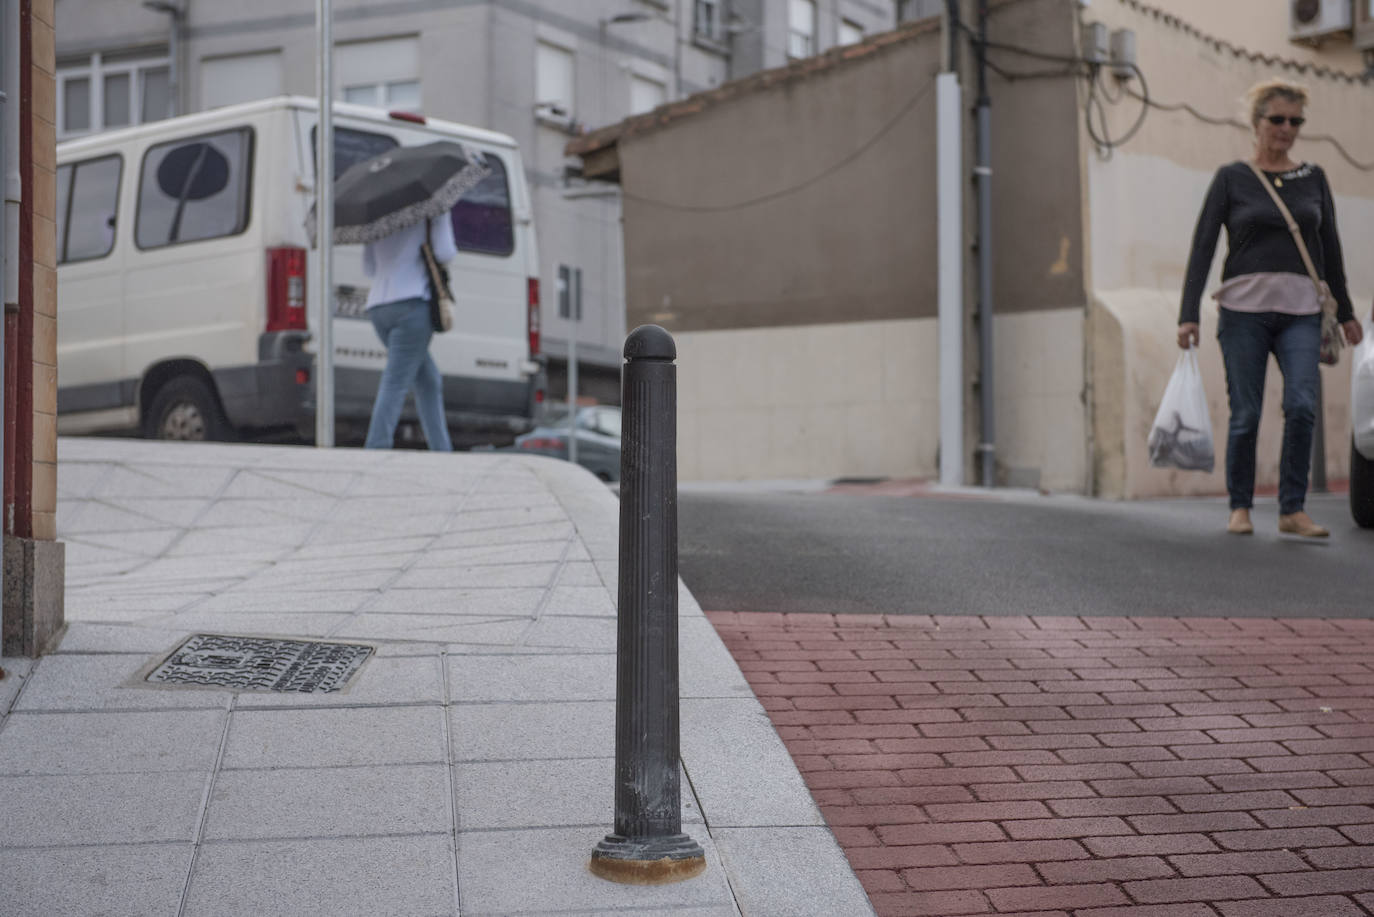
[{"x1": 1179, "y1": 160, "x2": 1354, "y2": 326}]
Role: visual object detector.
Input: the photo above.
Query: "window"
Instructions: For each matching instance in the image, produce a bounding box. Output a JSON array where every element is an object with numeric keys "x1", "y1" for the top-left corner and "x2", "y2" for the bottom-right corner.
[
  {"x1": 629, "y1": 75, "x2": 666, "y2": 115},
  {"x1": 788, "y1": 0, "x2": 817, "y2": 58},
  {"x1": 58, "y1": 53, "x2": 171, "y2": 139},
  {"x1": 840, "y1": 19, "x2": 865, "y2": 45},
  {"x1": 56, "y1": 155, "x2": 122, "y2": 264},
  {"x1": 694, "y1": 0, "x2": 721, "y2": 39},
  {"x1": 136, "y1": 128, "x2": 254, "y2": 249},
  {"x1": 312, "y1": 126, "x2": 398, "y2": 181},
  {"x1": 897, "y1": 0, "x2": 943, "y2": 22},
  {"x1": 535, "y1": 41, "x2": 575, "y2": 122},
  {"x1": 336, "y1": 37, "x2": 422, "y2": 111},
  {"x1": 202, "y1": 51, "x2": 284, "y2": 110},
  {"x1": 451, "y1": 153, "x2": 514, "y2": 257}
]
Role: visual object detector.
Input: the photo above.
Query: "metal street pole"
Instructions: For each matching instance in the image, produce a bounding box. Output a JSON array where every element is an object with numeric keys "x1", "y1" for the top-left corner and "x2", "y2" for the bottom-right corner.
[
  {"x1": 315, "y1": 0, "x2": 335, "y2": 447},
  {"x1": 568, "y1": 267, "x2": 581, "y2": 466}
]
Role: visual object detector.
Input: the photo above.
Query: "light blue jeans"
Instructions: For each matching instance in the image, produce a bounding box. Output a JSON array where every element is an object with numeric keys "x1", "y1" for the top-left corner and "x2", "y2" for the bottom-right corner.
[{"x1": 363, "y1": 298, "x2": 452, "y2": 451}]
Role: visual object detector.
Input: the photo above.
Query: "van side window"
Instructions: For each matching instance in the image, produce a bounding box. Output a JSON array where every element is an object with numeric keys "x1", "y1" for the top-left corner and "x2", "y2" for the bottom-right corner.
[
  {"x1": 312, "y1": 126, "x2": 398, "y2": 181},
  {"x1": 56, "y1": 155, "x2": 122, "y2": 264},
  {"x1": 136, "y1": 127, "x2": 253, "y2": 249},
  {"x1": 452, "y1": 153, "x2": 514, "y2": 257}
]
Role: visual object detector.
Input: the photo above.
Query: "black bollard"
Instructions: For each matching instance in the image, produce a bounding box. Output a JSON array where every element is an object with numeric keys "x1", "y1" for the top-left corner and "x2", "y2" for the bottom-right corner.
[{"x1": 589, "y1": 325, "x2": 706, "y2": 885}]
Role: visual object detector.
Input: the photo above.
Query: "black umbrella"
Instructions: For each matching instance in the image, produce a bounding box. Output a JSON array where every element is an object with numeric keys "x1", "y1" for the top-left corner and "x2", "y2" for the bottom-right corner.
[{"x1": 305, "y1": 140, "x2": 489, "y2": 246}]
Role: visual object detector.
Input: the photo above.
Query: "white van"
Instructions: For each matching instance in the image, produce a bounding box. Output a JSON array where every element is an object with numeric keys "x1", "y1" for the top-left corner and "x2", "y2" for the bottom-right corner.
[{"x1": 55, "y1": 96, "x2": 544, "y2": 446}]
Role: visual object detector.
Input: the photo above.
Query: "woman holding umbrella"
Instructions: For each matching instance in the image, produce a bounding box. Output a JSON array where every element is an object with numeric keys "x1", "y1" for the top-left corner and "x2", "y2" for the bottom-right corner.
[
  {"x1": 310, "y1": 140, "x2": 488, "y2": 450},
  {"x1": 360, "y1": 214, "x2": 458, "y2": 450}
]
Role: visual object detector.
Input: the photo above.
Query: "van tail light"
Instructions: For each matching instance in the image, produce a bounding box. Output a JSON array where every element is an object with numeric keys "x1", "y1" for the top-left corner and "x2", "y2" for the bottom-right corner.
[
  {"x1": 266, "y1": 246, "x2": 309, "y2": 332},
  {"x1": 527, "y1": 278, "x2": 541, "y2": 357}
]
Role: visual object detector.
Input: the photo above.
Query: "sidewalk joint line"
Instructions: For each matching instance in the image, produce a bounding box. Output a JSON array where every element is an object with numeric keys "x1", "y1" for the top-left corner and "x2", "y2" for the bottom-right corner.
[{"x1": 175, "y1": 696, "x2": 236, "y2": 917}]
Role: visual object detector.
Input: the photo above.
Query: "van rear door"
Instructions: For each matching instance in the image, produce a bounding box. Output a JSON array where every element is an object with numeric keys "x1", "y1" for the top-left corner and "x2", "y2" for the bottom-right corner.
[{"x1": 54, "y1": 153, "x2": 127, "y2": 416}]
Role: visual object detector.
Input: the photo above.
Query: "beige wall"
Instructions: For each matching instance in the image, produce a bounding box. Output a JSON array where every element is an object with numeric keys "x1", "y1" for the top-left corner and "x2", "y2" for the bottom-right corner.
[{"x1": 1085, "y1": 0, "x2": 1374, "y2": 498}]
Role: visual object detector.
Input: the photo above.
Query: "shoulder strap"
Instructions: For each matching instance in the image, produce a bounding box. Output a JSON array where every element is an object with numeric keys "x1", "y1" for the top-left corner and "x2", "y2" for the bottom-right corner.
[{"x1": 1244, "y1": 161, "x2": 1323, "y2": 293}]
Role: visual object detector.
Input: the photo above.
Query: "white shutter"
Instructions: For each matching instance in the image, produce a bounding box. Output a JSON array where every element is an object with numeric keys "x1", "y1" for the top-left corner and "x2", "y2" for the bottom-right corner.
[{"x1": 201, "y1": 51, "x2": 284, "y2": 110}]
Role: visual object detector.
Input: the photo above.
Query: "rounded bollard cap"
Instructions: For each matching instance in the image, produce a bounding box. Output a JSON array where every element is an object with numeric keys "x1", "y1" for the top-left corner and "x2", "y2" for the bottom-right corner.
[{"x1": 624, "y1": 325, "x2": 676, "y2": 362}]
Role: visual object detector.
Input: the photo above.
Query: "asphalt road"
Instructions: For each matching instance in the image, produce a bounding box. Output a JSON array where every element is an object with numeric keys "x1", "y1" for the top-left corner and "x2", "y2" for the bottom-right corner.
[{"x1": 678, "y1": 486, "x2": 1374, "y2": 619}]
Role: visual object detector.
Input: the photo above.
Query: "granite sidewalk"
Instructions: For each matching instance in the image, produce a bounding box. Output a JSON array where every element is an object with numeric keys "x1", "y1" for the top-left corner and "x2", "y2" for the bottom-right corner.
[{"x1": 0, "y1": 437, "x2": 875, "y2": 917}]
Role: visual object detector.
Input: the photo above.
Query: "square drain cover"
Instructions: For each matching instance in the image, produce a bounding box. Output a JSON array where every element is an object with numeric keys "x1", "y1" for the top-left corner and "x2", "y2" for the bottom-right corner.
[{"x1": 146, "y1": 634, "x2": 373, "y2": 694}]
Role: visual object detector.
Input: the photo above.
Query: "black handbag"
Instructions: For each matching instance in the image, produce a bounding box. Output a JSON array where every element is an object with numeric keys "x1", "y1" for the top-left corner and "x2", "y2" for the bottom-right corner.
[{"x1": 421, "y1": 219, "x2": 454, "y2": 333}]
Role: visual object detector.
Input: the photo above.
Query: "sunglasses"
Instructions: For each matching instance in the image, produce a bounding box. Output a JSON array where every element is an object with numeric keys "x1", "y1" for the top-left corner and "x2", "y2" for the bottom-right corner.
[{"x1": 1265, "y1": 115, "x2": 1305, "y2": 127}]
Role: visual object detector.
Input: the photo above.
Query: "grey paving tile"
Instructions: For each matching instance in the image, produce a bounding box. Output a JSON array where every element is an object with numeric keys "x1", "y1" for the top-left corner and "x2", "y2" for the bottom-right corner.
[
  {"x1": 332, "y1": 614, "x2": 531, "y2": 645},
  {"x1": 0, "y1": 772, "x2": 206, "y2": 845},
  {"x1": 94, "y1": 463, "x2": 235, "y2": 498},
  {"x1": 453, "y1": 758, "x2": 703, "y2": 830},
  {"x1": 679, "y1": 617, "x2": 758, "y2": 701},
  {"x1": 222, "y1": 705, "x2": 446, "y2": 769},
  {"x1": 364, "y1": 587, "x2": 544, "y2": 617},
  {"x1": 446, "y1": 653, "x2": 615, "y2": 702},
  {"x1": 541, "y1": 585, "x2": 617, "y2": 618},
  {"x1": 450, "y1": 701, "x2": 615, "y2": 761},
  {"x1": 70, "y1": 527, "x2": 183, "y2": 558},
  {"x1": 183, "y1": 834, "x2": 456, "y2": 917},
  {"x1": 446, "y1": 505, "x2": 570, "y2": 533},
  {"x1": 0, "y1": 710, "x2": 226, "y2": 775},
  {"x1": 158, "y1": 612, "x2": 354, "y2": 638},
  {"x1": 204, "y1": 763, "x2": 451, "y2": 839},
  {"x1": 556, "y1": 561, "x2": 608, "y2": 587},
  {"x1": 291, "y1": 535, "x2": 434, "y2": 560},
  {"x1": 53, "y1": 623, "x2": 191, "y2": 653},
  {"x1": 430, "y1": 521, "x2": 575, "y2": 550},
  {"x1": 189, "y1": 590, "x2": 375, "y2": 613},
  {"x1": 456, "y1": 826, "x2": 733, "y2": 914},
  {"x1": 13, "y1": 654, "x2": 226, "y2": 711},
  {"x1": 681, "y1": 698, "x2": 824, "y2": 829},
  {"x1": 522, "y1": 616, "x2": 618, "y2": 651},
  {"x1": 168, "y1": 526, "x2": 316, "y2": 556},
  {"x1": 412, "y1": 538, "x2": 570, "y2": 568},
  {"x1": 0, "y1": 658, "x2": 35, "y2": 714},
  {"x1": 99, "y1": 497, "x2": 213, "y2": 528},
  {"x1": 235, "y1": 654, "x2": 442, "y2": 708},
  {"x1": 0, "y1": 843, "x2": 192, "y2": 917},
  {"x1": 713, "y1": 827, "x2": 876, "y2": 917},
  {"x1": 229, "y1": 568, "x2": 396, "y2": 592},
  {"x1": 394, "y1": 562, "x2": 559, "y2": 589}
]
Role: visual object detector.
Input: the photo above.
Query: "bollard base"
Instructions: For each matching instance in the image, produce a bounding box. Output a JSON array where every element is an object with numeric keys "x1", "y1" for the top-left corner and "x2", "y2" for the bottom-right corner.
[{"x1": 588, "y1": 833, "x2": 707, "y2": 885}]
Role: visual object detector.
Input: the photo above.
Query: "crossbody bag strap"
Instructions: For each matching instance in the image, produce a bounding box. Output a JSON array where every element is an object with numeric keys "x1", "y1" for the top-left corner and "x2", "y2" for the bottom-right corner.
[
  {"x1": 420, "y1": 218, "x2": 442, "y2": 288},
  {"x1": 1245, "y1": 161, "x2": 1324, "y2": 296}
]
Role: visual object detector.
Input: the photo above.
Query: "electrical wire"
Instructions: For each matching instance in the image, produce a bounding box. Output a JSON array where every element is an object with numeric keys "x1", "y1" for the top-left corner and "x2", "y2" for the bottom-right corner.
[{"x1": 621, "y1": 76, "x2": 937, "y2": 213}]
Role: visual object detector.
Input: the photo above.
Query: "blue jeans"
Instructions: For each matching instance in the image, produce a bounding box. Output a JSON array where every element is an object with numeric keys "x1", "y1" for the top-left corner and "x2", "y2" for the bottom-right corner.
[
  {"x1": 1217, "y1": 309, "x2": 1319, "y2": 514},
  {"x1": 363, "y1": 298, "x2": 452, "y2": 451}
]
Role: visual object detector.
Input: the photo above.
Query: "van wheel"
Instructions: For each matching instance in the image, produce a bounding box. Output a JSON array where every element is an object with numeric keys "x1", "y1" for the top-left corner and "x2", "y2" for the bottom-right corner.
[
  {"x1": 144, "y1": 377, "x2": 233, "y2": 442},
  {"x1": 1352, "y1": 437, "x2": 1374, "y2": 529}
]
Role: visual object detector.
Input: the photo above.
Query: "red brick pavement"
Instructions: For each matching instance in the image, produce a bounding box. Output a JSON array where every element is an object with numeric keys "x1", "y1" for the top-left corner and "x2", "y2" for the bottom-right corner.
[{"x1": 705, "y1": 611, "x2": 1374, "y2": 917}]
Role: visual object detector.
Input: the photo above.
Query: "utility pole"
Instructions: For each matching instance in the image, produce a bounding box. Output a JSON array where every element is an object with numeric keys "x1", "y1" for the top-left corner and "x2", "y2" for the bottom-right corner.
[
  {"x1": 937, "y1": 1, "x2": 963, "y2": 487},
  {"x1": 973, "y1": 0, "x2": 996, "y2": 487},
  {"x1": 315, "y1": 0, "x2": 334, "y2": 447}
]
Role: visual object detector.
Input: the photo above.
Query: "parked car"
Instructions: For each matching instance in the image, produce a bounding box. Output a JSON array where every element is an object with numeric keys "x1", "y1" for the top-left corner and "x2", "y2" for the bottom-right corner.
[
  {"x1": 509, "y1": 405, "x2": 621, "y2": 482},
  {"x1": 1351, "y1": 322, "x2": 1374, "y2": 528},
  {"x1": 55, "y1": 96, "x2": 544, "y2": 447}
]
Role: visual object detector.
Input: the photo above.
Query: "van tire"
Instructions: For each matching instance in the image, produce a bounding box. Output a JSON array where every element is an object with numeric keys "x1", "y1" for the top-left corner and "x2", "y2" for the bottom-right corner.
[
  {"x1": 1352, "y1": 437, "x2": 1374, "y2": 529},
  {"x1": 144, "y1": 376, "x2": 234, "y2": 442}
]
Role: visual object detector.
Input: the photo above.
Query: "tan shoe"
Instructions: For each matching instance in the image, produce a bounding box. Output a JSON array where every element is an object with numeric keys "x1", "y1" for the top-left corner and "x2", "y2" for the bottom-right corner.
[
  {"x1": 1278, "y1": 512, "x2": 1329, "y2": 538},
  {"x1": 1227, "y1": 509, "x2": 1254, "y2": 535}
]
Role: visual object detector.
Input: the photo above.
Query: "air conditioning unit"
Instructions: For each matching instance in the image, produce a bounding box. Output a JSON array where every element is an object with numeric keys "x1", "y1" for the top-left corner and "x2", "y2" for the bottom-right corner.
[{"x1": 1289, "y1": 0, "x2": 1352, "y2": 43}]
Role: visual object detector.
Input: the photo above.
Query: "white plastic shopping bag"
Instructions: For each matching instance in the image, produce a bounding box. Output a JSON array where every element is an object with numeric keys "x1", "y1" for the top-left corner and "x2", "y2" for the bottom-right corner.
[
  {"x1": 1352, "y1": 320, "x2": 1374, "y2": 460},
  {"x1": 1148, "y1": 347, "x2": 1215, "y2": 472}
]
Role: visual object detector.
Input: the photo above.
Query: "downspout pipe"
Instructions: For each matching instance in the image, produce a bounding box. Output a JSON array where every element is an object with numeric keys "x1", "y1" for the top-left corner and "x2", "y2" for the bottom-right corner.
[{"x1": 974, "y1": 0, "x2": 996, "y2": 487}]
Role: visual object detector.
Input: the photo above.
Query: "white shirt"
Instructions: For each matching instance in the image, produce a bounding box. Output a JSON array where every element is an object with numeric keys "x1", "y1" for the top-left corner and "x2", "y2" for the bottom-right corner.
[{"x1": 362, "y1": 217, "x2": 458, "y2": 310}]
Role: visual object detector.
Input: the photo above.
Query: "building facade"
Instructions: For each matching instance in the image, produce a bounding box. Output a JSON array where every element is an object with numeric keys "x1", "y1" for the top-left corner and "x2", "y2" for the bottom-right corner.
[
  {"x1": 51, "y1": 0, "x2": 896, "y2": 399},
  {"x1": 569, "y1": 0, "x2": 1374, "y2": 493}
]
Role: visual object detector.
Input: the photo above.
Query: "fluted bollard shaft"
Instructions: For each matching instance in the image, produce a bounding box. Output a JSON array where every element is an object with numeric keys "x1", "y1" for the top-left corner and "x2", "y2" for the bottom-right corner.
[{"x1": 589, "y1": 325, "x2": 706, "y2": 885}]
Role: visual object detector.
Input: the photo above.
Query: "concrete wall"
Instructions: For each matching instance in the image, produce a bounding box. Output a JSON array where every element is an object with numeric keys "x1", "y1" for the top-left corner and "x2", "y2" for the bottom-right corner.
[
  {"x1": 618, "y1": 0, "x2": 1090, "y2": 487},
  {"x1": 1084, "y1": 0, "x2": 1374, "y2": 499}
]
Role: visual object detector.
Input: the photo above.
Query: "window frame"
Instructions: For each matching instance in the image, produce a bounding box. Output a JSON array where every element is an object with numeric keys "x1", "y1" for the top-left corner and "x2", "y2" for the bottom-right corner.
[
  {"x1": 57, "y1": 52, "x2": 171, "y2": 140},
  {"x1": 787, "y1": 0, "x2": 817, "y2": 59},
  {"x1": 450, "y1": 151, "x2": 516, "y2": 258},
  {"x1": 694, "y1": 0, "x2": 722, "y2": 40},
  {"x1": 57, "y1": 153, "x2": 124, "y2": 265},
  {"x1": 534, "y1": 39, "x2": 576, "y2": 127},
  {"x1": 134, "y1": 126, "x2": 256, "y2": 252}
]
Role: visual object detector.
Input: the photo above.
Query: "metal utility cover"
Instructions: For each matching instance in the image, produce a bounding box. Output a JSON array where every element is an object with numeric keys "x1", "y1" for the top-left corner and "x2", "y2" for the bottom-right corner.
[{"x1": 144, "y1": 634, "x2": 374, "y2": 693}]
